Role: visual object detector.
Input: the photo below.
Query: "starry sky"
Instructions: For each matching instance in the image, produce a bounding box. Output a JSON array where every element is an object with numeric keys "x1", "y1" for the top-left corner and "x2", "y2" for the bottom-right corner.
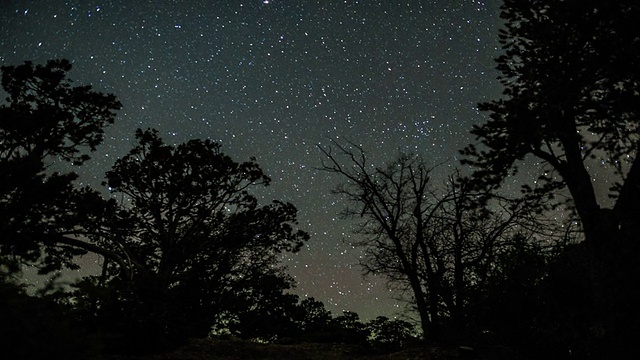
[{"x1": 0, "y1": 0, "x2": 504, "y2": 320}]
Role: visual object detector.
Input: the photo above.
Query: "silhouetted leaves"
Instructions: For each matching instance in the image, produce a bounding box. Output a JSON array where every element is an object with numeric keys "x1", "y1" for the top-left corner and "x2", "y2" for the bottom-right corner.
[
  {"x1": 462, "y1": 2, "x2": 640, "y2": 357},
  {"x1": 0, "y1": 59, "x2": 121, "y2": 273},
  {"x1": 76, "y1": 128, "x2": 309, "y2": 351},
  {"x1": 367, "y1": 316, "x2": 417, "y2": 353},
  {"x1": 1, "y1": 59, "x2": 314, "y2": 355}
]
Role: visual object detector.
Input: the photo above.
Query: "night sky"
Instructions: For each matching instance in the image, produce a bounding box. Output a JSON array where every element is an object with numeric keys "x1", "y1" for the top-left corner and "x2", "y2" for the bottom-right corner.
[{"x1": 0, "y1": 0, "x2": 504, "y2": 320}]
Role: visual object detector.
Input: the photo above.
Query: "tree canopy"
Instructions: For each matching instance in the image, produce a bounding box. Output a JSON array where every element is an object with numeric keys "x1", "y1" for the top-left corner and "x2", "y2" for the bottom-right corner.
[
  {"x1": 1, "y1": 60, "x2": 311, "y2": 351},
  {"x1": 462, "y1": 1, "x2": 640, "y2": 245},
  {"x1": 461, "y1": 1, "x2": 640, "y2": 356},
  {"x1": 76, "y1": 128, "x2": 309, "y2": 344},
  {"x1": 0, "y1": 59, "x2": 121, "y2": 272}
]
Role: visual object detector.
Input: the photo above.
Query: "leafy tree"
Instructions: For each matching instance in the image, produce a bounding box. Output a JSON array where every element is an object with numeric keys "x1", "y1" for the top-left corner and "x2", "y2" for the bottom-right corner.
[
  {"x1": 295, "y1": 297, "x2": 333, "y2": 334},
  {"x1": 79, "y1": 128, "x2": 309, "y2": 349},
  {"x1": 366, "y1": 316, "x2": 417, "y2": 353},
  {"x1": 319, "y1": 143, "x2": 546, "y2": 341},
  {"x1": 0, "y1": 59, "x2": 310, "y2": 352},
  {"x1": 461, "y1": 1, "x2": 640, "y2": 356},
  {"x1": 462, "y1": 1, "x2": 640, "y2": 246},
  {"x1": 0, "y1": 59, "x2": 121, "y2": 273},
  {"x1": 329, "y1": 311, "x2": 369, "y2": 345},
  {"x1": 225, "y1": 273, "x2": 301, "y2": 341}
]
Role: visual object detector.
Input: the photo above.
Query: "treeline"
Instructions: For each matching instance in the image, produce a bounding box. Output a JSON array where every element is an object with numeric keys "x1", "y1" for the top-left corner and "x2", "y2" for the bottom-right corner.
[
  {"x1": 1, "y1": 274, "x2": 415, "y2": 357},
  {"x1": 0, "y1": 59, "x2": 414, "y2": 358}
]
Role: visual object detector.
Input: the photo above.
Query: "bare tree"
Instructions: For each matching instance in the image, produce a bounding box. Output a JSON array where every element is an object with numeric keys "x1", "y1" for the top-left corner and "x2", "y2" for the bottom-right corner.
[{"x1": 319, "y1": 141, "x2": 547, "y2": 340}]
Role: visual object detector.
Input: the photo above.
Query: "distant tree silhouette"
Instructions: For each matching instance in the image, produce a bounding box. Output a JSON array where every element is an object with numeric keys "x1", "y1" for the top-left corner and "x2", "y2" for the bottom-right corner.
[
  {"x1": 295, "y1": 297, "x2": 333, "y2": 335},
  {"x1": 328, "y1": 311, "x2": 369, "y2": 345},
  {"x1": 224, "y1": 273, "x2": 301, "y2": 341},
  {"x1": 74, "y1": 128, "x2": 309, "y2": 350},
  {"x1": 461, "y1": 1, "x2": 640, "y2": 356},
  {"x1": 366, "y1": 316, "x2": 417, "y2": 353},
  {"x1": 319, "y1": 144, "x2": 547, "y2": 341},
  {"x1": 0, "y1": 59, "x2": 121, "y2": 273}
]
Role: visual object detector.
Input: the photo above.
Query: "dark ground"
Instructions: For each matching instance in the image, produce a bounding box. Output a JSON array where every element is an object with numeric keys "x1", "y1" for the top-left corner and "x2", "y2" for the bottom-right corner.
[{"x1": 99, "y1": 338, "x2": 518, "y2": 360}]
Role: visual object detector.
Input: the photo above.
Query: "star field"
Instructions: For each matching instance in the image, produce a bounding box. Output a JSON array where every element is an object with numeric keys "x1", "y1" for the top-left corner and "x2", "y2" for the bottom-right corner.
[{"x1": 1, "y1": 1, "x2": 503, "y2": 320}]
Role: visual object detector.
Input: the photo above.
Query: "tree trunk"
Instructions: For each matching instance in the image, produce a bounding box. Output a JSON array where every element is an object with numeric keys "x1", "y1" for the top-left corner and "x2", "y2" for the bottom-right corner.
[
  {"x1": 613, "y1": 152, "x2": 640, "y2": 242},
  {"x1": 557, "y1": 128, "x2": 603, "y2": 245},
  {"x1": 408, "y1": 272, "x2": 436, "y2": 341}
]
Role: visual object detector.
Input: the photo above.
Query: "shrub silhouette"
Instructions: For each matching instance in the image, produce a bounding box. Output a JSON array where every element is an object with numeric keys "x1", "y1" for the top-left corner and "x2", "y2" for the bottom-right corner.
[{"x1": 0, "y1": 272, "x2": 102, "y2": 359}]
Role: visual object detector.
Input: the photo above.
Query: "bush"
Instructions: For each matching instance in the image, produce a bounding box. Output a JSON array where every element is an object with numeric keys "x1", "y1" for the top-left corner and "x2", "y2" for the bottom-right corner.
[{"x1": 0, "y1": 273, "x2": 102, "y2": 359}]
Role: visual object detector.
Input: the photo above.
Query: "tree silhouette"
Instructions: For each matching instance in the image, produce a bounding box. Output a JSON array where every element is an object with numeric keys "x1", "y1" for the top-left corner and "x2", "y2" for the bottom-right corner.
[
  {"x1": 78, "y1": 128, "x2": 309, "y2": 348},
  {"x1": 462, "y1": 1, "x2": 640, "y2": 246},
  {"x1": 329, "y1": 311, "x2": 369, "y2": 345},
  {"x1": 1, "y1": 59, "x2": 312, "y2": 353},
  {"x1": 0, "y1": 59, "x2": 121, "y2": 273},
  {"x1": 319, "y1": 143, "x2": 546, "y2": 341},
  {"x1": 461, "y1": 1, "x2": 640, "y2": 356},
  {"x1": 219, "y1": 272, "x2": 306, "y2": 342},
  {"x1": 295, "y1": 297, "x2": 333, "y2": 335},
  {"x1": 366, "y1": 316, "x2": 416, "y2": 353}
]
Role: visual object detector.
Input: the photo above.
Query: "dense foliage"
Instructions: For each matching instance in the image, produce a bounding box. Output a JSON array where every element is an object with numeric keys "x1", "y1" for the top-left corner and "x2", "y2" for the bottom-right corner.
[
  {"x1": 462, "y1": 0, "x2": 640, "y2": 242},
  {"x1": 0, "y1": 60, "x2": 310, "y2": 354},
  {"x1": 73, "y1": 128, "x2": 309, "y2": 348},
  {"x1": 0, "y1": 59, "x2": 121, "y2": 273},
  {"x1": 461, "y1": 0, "x2": 640, "y2": 357}
]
